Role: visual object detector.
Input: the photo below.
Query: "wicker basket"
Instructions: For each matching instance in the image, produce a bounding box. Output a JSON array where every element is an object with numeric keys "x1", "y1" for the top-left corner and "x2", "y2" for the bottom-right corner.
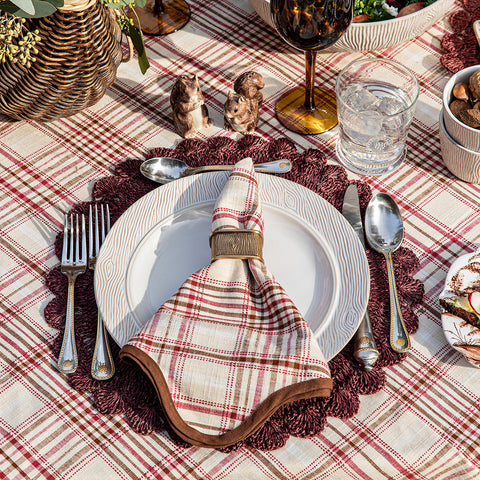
[{"x1": 0, "y1": 0, "x2": 127, "y2": 121}]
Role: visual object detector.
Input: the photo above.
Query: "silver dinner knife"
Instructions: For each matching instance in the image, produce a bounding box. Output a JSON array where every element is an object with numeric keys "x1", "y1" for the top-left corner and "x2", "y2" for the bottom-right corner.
[{"x1": 342, "y1": 184, "x2": 380, "y2": 370}]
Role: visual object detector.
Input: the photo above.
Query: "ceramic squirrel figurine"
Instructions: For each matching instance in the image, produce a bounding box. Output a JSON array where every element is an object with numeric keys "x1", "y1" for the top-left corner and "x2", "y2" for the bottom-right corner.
[
  {"x1": 234, "y1": 71, "x2": 265, "y2": 105},
  {"x1": 170, "y1": 74, "x2": 213, "y2": 138},
  {"x1": 224, "y1": 71, "x2": 264, "y2": 134}
]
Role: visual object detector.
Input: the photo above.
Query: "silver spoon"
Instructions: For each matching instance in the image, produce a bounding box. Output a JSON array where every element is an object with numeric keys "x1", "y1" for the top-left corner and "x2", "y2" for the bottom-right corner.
[
  {"x1": 140, "y1": 157, "x2": 292, "y2": 184},
  {"x1": 365, "y1": 193, "x2": 410, "y2": 353}
]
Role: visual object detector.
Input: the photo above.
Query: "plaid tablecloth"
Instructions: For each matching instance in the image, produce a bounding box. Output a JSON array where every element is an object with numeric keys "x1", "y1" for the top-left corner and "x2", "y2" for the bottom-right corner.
[{"x1": 1, "y1": 0, "x2": 480, "y2": 478}]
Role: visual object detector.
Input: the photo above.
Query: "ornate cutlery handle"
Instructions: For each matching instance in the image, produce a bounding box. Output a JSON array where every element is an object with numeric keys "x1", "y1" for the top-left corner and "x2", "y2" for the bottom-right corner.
[
  {"x1": 58, "y1": 275, "x2": 78, "y2": 374},
  {"x1": 188, "y1": 159, "x2": 292, "y2": 175},
  {"x1": 91, "y1": 313, "x2": 115, "y2": 380},
  {"x1": 385, "y1": 252, "x2": 410, "y2": 352},
  {"x1": 353, "y1": 310, "x2": 379, "y2": 370},
  {"x1": 254, "y1": 159, "x2": 292, "y2": 173}
]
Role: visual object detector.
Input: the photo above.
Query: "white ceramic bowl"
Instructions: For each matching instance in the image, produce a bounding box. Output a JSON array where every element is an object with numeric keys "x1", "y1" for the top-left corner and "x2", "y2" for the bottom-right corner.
[
  {"x1": 250, "y1": 0, "x2": 454, "y2": 51},
  {"x1": 439, "y1": 110, "x2": 480, "y2": 184},
  {"x1": 442, "y1": 65, "x2": 480, "y2": 152}
]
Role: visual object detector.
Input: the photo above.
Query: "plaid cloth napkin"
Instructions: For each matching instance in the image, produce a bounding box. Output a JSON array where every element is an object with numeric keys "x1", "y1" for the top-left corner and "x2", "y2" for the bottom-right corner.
[{"x1": 120, "y1": 158, "x2": 333, "y2": 448}]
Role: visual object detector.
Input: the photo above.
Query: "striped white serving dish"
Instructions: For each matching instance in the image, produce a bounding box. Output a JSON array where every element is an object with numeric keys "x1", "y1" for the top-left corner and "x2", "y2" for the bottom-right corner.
[
  {"x1": 250, "y1": 0, "x2": 454, "y2": 52},
  {"x1": 439, "y1": 110, "x2": 480, "y2": 184}
]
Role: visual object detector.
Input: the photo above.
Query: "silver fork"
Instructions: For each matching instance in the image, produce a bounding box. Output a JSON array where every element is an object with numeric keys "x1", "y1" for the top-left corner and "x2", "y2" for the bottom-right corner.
[
  {"x1": 58, "y1": 214, "x2": 87, "y2": 374},
  {"x1": 89, "y1": 204, "x2": 115, "y2": 380}
]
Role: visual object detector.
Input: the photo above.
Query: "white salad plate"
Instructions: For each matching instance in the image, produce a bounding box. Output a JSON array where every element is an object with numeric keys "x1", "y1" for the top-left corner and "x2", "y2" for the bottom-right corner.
[
  {"x1": 441, "y1": 250, "x2": 480, "y2": 368},
  {"x1": 95, "y1": 172, "x2": 369, "y2": 361}
]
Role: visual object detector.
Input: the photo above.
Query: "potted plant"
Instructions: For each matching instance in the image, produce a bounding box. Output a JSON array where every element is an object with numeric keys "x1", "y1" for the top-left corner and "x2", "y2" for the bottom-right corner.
[{"x1": 0, "y1": 0, "x2": 150, "y2": 120}]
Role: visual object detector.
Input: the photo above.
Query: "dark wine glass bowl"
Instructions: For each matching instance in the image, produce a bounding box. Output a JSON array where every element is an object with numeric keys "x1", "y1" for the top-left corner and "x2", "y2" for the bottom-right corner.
[
  {"x1": 269, "y1": 0, "x2": 353, "y2": 134},
  {"x1": 271, "y1": 0, "x2": 353, "y2": 51}
]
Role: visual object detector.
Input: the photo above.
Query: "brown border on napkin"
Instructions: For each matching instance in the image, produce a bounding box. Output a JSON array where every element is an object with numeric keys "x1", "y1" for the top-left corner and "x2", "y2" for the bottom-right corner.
[{"x1": 120, "y1": 344, "x2": 333, "y2": 448}]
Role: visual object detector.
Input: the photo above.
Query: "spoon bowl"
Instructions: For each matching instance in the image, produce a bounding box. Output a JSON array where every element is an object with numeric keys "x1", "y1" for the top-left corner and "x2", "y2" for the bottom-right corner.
[
  {"x1": 140, "y1": 156, "x2": 292, "y2": 184},
  {"x1": 141, "y1": 157, "x2": 187, "y2": 183},
  {"x1": 365, "y1": 194, "x2": 404, "y2": 254},
  {"x1": 365, "y1": 193, "x2": 410, "y2": 353}
]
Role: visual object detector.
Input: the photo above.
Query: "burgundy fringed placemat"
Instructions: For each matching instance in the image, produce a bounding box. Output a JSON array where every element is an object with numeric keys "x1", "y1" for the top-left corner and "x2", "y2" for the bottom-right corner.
[
  {"x1": 44, "y1": 135, "x2": 424, "y2": 452},
  {"x1": 441, "y1": 0, "x2": 480, "y2": 72}
]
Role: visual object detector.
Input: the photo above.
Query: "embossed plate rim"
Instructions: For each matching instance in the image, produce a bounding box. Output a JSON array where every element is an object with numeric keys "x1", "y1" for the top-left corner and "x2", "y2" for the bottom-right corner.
[
  {"x1": 95, "y1": 172, "x2": 369, "y2": 361},
  {"x1": 124, "y1": 199, "x2": 340, "y2": 340}
]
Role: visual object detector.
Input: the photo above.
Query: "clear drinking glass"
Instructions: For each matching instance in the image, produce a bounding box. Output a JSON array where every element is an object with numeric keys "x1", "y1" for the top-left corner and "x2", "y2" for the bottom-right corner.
[
  {"x1": 335, "y1": 58, "x2": 419, "y2": 175},
  {"x1": 270, "y1": 0, "x2": 353, "y2": 135}
]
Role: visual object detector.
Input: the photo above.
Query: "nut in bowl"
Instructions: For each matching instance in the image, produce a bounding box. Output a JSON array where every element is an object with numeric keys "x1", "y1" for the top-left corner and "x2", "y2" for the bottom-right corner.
[
  {"x1": 443, "y1": 65, "x2": 480, "y2": 152},
  {"x1": 439, "y1": 112, "x2": 480, "y2": 184},
  {"x1": 249, "y1": 0, "x2": 453, "y2": 51}
]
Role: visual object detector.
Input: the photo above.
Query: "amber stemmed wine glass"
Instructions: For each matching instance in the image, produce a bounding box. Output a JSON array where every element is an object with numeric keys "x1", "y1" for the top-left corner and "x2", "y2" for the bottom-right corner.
[
  {"x1": 270, "y1": 0, "x2": 353, "y2": 134},
  {"x1": 133, "y1": 0, "x2": 190, "y2": 36}
]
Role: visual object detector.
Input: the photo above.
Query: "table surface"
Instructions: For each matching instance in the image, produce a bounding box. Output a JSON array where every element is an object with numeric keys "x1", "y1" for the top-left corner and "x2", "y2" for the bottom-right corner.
[{"x1": 2, "y1": 1, "x2": 480, "y2": 479}]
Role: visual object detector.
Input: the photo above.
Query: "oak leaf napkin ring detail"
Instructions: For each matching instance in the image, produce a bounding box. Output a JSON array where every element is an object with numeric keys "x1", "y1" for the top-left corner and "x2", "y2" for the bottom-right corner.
[{"x1": 209, "y1": 229, "x2": 264, "y2": 263}]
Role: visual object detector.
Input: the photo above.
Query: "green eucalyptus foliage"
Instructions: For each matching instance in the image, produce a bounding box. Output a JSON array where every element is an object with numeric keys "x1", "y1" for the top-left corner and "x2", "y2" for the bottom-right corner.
[
  {"x1": 105, "y1": 0, "x2": 146, "y2": 9},
  {"x1": 0, "y1": 0, "x2": 150, "y2": 72},
  {"x1": 105, "y1": 0, "x2": 149, "y2": 73},
  {"x1": 122, "y1": 19, "x2": 149, "y2": 74},
  {"x1": 0, "y1": 0, "x2": 64, "y2": 18}
]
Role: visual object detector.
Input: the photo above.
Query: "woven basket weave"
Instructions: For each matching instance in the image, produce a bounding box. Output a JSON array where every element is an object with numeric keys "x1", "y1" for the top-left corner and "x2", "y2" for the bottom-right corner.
[{"x1": 0, "y1": 0, "x2": 125, "y2": 121}]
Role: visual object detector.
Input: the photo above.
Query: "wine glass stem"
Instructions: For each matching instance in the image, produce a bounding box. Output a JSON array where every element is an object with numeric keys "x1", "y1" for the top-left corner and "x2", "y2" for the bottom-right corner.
[
  {"x1": 304, "y1": 50, "x2": 317, "y2": 110},
  {"x1": 154, "y1": 0, "x2": 165, "y2": 13}
]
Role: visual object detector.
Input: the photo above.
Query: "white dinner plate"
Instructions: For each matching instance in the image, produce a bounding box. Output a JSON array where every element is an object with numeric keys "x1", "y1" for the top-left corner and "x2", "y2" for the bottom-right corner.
[{"x1": 95, "y1": 172, "x2": 369, "y2": 361}]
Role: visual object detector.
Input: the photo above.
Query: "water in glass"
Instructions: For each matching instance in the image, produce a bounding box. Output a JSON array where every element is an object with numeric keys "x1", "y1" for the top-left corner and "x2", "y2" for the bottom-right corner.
[{"x1": 337, "y1": 82, "x2": 414, "y2": 173}]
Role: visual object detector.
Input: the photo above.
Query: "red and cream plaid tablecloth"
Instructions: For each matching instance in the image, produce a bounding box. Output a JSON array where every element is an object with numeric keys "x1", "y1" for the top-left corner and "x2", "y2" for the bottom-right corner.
[{"x1": 1, "y1": 0, "x2": 480, "y2": 478}]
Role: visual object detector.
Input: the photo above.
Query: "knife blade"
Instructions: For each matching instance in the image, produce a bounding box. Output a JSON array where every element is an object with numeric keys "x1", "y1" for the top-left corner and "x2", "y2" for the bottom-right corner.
[{"x1": 342, "y1": 184, "x2": 379, "y2": 370}]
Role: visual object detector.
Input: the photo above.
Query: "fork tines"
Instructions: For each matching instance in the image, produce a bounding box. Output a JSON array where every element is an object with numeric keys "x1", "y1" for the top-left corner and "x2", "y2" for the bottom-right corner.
[
  {"x1": 88, "y1": 203, "x2": 115, "y2": 380},
  {"x1": 62, "y1": 213, "x2": 87, "y2": 267},
  {"x1": 57, "y1": 212, "x2": 87, "y2": 375},
  {"x1": 89, "y1": 204, "x2": 110, "y2": 268}
]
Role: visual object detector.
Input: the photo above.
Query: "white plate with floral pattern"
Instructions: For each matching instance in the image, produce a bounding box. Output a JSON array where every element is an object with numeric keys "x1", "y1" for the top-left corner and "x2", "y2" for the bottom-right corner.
[{"x1": 441, "y1": 250, "x2": 480, "y2": 368}]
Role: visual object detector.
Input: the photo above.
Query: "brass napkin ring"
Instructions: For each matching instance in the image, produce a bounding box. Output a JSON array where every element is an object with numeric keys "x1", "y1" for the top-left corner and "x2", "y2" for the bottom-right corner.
[{"x1": 210, "y1": 229, "x2": 264, "y2": 262}]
